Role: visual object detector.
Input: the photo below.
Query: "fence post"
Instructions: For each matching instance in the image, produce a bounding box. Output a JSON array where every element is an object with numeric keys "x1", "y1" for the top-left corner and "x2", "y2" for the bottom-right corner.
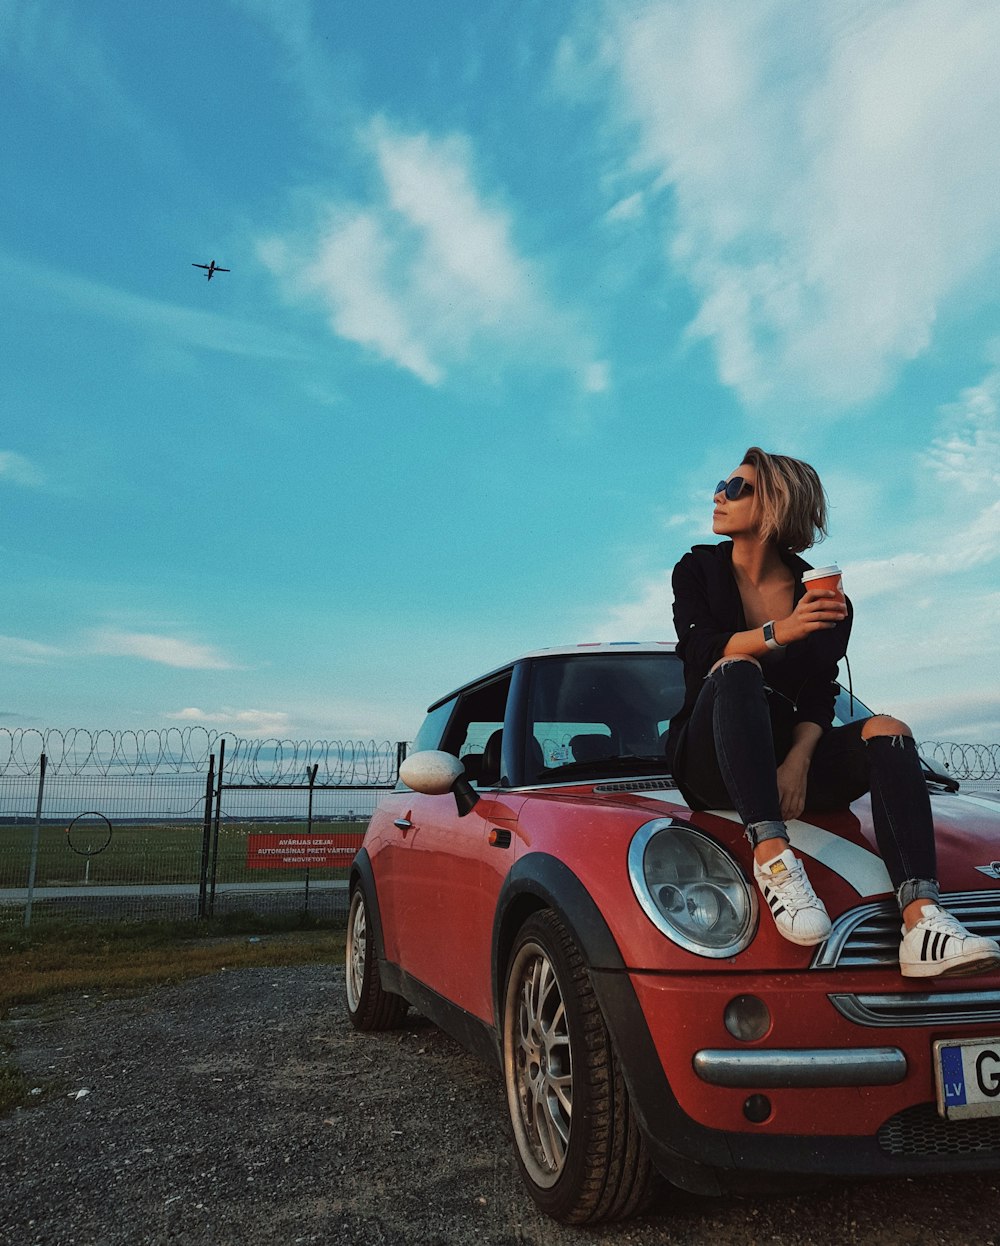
[
  {"x1": 303, "y1": 762, "x2": 319, "y2": 915},
  {"x1": 208, "y1": 736, "x2": 226, "y2": 917},
  {"x1": 198, "y1": 753, "x2": 216, "y2": 920},
  {"x1": 23, "y1": 752, "x2": 47, "y2": 929},
  {"x1": 396, "y1": 741, "x2": 407, "y2": 777}
]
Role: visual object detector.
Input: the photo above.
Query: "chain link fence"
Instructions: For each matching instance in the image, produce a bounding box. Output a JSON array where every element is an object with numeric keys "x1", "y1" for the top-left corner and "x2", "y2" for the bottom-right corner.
[
  {"x1": 1, "y1": 729, "x2": 997, "y2": 929},
  {"x1": 0, "y1": 731, "x2": 403, "y2": 929}
]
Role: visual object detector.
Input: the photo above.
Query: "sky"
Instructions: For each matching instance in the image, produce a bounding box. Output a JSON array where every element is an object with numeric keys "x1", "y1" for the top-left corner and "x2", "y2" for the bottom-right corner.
[{"x1": 2, "y1": 0, "x2": 999, "y2": 748}]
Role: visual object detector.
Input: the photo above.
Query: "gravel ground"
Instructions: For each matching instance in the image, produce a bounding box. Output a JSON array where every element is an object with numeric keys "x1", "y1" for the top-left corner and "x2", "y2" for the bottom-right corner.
[{"x1": 1, "y1": 963, "x2": 998, "y2": 1246}]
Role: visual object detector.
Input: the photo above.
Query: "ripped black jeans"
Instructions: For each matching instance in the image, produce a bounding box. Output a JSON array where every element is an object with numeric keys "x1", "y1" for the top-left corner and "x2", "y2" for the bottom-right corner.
[{"x1": 672, "y1": 658, "x2": 938, "y2": 911}]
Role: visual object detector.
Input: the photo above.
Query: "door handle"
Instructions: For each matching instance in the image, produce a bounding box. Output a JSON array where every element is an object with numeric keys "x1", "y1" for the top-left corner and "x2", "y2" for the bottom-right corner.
[{"x1": 393, "y1": 818, "x2": 413, "y2": 831}]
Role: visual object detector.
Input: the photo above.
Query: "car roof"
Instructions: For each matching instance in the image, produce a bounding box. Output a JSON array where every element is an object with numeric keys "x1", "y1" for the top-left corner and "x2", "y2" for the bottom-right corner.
[
  {"x1": 427, "y1": 641, "x2": 678, "y2": 711},
  {"x1": 518, "y1": 641, "x2": 677, "y2": 659}
]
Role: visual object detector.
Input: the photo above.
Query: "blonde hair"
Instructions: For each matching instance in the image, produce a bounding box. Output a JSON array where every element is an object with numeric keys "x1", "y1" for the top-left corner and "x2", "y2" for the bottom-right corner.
[{"x1": 741, "y1": 446, "x2": 828, "y2": 553}]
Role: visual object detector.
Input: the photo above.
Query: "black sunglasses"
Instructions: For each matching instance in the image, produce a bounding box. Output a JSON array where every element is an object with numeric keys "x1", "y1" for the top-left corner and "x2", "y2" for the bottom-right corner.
[{"x1": 715, "y1": 476, "x2": 754, "y2": 501}]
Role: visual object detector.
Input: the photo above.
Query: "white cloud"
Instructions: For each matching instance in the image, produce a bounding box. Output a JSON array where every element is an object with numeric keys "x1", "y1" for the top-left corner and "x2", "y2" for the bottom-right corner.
[
  {"x1": 0, "y1": 451, "x2": 43, "y2": 486},
  {"x1": 167, "y1": 706, "x2": 291, "y2": 736},
  {"x1": 603, "y1": 192, "x2": 646, "y2": 225},
  {"x1": 91, "y1": 630, "x2": 234, "y2": 670},
  {"x1": 596, "y1": 0, "x2": 1000, "y2": 405},
  {"x1": 849, "y1": 368, "x2": 1000, "y2": 600},
  {"x1": 923, "y1": 371, "x2": 1000, "y2": 493},
  {"x1": 583, "y1": 360, "x2": 612, "y2": 393},
  {"x1": 0, "y1": 634, "x2": 63, "y2": 665},
  {"x1": 590, "y1": 570, "x2": 676, "y2": 641},
  {"x1": 259, "y1": 121, "x2": 603, "y2": 390},
  {"x1": 302, "y1": 209, "x2": 444, "y2": 385}
]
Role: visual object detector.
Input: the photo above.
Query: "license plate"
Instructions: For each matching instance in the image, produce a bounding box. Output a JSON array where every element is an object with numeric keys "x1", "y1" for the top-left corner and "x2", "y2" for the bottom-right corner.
[{"x1": 933, "y1": 1037, "x2": 1000, "y2": 1120}]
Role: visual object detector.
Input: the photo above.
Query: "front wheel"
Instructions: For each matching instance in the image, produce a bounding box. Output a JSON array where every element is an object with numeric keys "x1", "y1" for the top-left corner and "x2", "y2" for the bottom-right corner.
[
  {"x1": 501, "y1": 909, "x2": 658, "y2": 1223},
  {"x1": 345, "y1": 885, "x2": 407, "y2": 1031}
]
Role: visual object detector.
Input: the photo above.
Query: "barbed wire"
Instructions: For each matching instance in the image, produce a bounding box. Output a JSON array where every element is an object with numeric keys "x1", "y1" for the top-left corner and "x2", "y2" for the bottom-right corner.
[
  {"x1": 0, "y1": 727, "x2": 220, "y2": 776},
  {"x1": 921, "y1": 741, "x2": 1000, "y2": 782},
  {"x1": 1, "y1": 727, "x2": 997, "y2": 783},
  {"x1": 222, "y1": 737, "x2": 400, "y2": 785},
  {"x1": 0, "y1": 728, "x2": 401, "y2": 783}
]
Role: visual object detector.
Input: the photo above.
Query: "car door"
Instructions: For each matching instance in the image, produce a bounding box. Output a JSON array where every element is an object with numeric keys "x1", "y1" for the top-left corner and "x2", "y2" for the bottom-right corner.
[{"x1": 393, "y1": 673, "x2": 515, "y2": 1023}]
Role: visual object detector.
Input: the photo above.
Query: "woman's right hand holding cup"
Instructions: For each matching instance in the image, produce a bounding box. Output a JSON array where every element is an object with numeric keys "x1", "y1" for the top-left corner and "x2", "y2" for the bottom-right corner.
[{"x1": 774, "y1": 589, "x2": 847, "y2": 646}]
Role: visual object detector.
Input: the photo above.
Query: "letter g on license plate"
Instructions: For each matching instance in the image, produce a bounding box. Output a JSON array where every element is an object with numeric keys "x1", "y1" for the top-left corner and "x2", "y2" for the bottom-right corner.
[{"x1": 934, "y1": 1037, "x2": 1000, "y2": 1120}]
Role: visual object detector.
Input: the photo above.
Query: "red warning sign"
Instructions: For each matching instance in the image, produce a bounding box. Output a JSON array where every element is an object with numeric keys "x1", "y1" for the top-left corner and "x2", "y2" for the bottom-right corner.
[{"x1": 246, "y1": 834, "x2": 359, "y2": 869}]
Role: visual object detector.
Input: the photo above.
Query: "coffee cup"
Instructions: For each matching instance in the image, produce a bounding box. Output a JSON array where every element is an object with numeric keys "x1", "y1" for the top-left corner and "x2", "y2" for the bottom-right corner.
[{"x1": 802, "y1": 564, "x2": 844, "y2": 602}]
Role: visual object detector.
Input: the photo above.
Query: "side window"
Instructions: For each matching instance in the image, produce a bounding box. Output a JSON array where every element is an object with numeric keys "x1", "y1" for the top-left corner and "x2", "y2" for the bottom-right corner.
[
  {"x1": 409, "y1": 698, "x2": 457, "y2": 754},
  {"x1": 440, "y1": 674, "x2": 513, "y2": 787}
]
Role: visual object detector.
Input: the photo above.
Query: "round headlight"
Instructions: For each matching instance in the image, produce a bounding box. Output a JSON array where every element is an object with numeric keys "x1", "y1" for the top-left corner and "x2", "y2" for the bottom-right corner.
[{"x1": 628, "y1": 819, "x2": 757, "y2": 957}]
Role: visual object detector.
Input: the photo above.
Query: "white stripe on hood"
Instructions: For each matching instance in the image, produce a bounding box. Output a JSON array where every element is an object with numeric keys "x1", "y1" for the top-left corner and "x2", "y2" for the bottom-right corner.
[{"x1": 634, "y1": 788, "x2": 893, "y2": 897}]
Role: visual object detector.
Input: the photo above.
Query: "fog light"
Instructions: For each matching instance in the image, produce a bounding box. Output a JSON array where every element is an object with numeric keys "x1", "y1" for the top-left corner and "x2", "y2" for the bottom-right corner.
[
  {"x1": 724, "y1": 995, "x2": 771, "y2": 1042},
  {"x1": 744, "y1": 1094, "x2": 772, "y2": 1124}
]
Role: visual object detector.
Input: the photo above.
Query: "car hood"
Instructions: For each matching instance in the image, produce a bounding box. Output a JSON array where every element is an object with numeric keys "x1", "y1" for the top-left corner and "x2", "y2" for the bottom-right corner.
[{"x1": 570, "y1": 780, "x2": 1000, "y2": 906}]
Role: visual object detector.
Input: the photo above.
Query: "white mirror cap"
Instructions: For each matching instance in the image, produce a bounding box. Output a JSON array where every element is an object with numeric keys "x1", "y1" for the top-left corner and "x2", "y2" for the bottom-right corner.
[{"x1": 399, "y1": 750, "x2": 465, "y2": 795}]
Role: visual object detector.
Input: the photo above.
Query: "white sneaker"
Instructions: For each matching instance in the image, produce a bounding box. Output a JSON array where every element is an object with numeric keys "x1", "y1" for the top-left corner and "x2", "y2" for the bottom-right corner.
[
  {"x1": 899, "y1": 905, "x2": 1000, "y2": 979},
  {"x1": 753, "y1": 847, "x2": 832, "y2": 946}
]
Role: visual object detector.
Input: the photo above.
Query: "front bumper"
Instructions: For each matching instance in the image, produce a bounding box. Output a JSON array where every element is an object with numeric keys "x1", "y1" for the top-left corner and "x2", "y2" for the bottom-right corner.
[
  {"x1": 590, "y1": 966, "x2": 1000, "y2": 1193},
  {"x1": 693, "y1": 1046, "x2": 907, "y2": 1088}
]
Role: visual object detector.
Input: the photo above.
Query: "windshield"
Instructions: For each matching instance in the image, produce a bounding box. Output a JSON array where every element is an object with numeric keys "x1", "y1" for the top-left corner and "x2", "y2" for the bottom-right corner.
[
  {"x1": 520, "y1": 653, "x2": 881, "y2": 786},
  {"x1": 523, "y1": 653, "x2": 685, "y2": 784},
  {"x1": 833, "y1": 684, "x2": 872, "y2": 726}
]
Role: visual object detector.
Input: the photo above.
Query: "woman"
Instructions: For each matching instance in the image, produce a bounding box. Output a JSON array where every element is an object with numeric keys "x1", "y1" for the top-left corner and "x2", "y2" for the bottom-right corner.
[{"x1": 666, "y1": 446, "x2": 999, "y2": 978}]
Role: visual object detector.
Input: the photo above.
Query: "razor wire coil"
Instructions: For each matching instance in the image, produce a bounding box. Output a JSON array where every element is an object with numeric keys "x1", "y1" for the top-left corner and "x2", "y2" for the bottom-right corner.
[
  {"x1": 2, "y1": 728, "x2": 996, "y2": 783},
  {"x1": 921, "y1": 741, "x2": 1000, "y2": 782},
  {"x1": 0, "y1": 728, "x2": 400, "y2": 784}
]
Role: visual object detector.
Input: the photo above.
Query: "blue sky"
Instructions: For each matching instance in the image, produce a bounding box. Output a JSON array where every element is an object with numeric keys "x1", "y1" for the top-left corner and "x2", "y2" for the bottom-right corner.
[{"x1": 2, "y1": 0, "x2": 999, "y2": 746}]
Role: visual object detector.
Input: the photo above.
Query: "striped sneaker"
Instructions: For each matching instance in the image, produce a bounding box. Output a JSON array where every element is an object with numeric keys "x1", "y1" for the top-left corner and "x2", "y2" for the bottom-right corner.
[
  {"x1": 753, "y1": 847, "x2": 831, "y2": 946},
  {"x1": 899, "y1": 905, "x2": 1000, "y2": 978}
]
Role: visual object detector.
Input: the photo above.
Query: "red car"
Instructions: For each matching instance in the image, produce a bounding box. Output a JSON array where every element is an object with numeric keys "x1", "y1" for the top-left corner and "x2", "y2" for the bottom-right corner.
[{"x1": 346, "y1": 643, "x2": 1000, "y2": 1223}]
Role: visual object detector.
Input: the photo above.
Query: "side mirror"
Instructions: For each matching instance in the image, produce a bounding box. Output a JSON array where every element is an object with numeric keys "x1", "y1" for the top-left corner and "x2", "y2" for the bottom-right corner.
[
  {"x1": 919, "y1": 751, "x2": 960, "y2": 792},
  {"x1": 398, "y1": 750, "x2": 480, "y2": 817}
]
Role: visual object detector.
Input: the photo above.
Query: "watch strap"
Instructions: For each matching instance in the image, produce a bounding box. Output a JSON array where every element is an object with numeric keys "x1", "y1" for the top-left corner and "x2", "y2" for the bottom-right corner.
[{"x1": 763, "y1": 621, "x2": 785, "y2": 651}]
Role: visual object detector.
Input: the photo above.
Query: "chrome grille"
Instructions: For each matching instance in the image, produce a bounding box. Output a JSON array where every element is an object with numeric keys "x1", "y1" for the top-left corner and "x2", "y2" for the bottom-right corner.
[
  {"x1": 812, "y1": 890, "x2": 1000, "y2": 970},
  {"x1": 878, "y1": 1103, "x2": 1000, "y2": 1157},
  {"x1": 830, "y1": 989, "x2": 1000, "y2": 1028}
]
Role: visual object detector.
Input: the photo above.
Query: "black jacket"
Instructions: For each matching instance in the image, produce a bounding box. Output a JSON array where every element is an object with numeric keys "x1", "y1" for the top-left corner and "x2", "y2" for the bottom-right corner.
[{"x1": 666, "y1": 541, "x2": 852, "y2": 767}]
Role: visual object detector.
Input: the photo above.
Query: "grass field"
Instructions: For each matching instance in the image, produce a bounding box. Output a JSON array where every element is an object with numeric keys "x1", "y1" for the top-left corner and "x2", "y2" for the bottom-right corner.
[{"x1": 0, "y1": 820, "x2": 369, "y2": 889}]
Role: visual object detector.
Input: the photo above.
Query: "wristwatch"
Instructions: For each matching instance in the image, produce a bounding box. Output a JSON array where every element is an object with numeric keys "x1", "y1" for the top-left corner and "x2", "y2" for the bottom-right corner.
[{"x1": 763, "y1": 621, "x2": 786, "y2": 651}]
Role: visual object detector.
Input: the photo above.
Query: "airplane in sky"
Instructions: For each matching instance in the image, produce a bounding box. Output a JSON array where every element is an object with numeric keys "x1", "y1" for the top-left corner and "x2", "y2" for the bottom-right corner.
[{"x1": 192, "y1": 260, "x2": 230, "y2": 281}]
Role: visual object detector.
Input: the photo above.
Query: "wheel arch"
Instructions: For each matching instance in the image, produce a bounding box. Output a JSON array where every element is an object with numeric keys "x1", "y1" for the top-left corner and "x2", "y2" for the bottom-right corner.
[
  {"x1": 491, "y1": 852, "x2": 735, "y2": 1194},
  {"x1": 349, "y1": 848, "x2": 389, "y2": 966},
  {"x1": 491, "y1": 853, "x2": 627, "y2": 1025}
]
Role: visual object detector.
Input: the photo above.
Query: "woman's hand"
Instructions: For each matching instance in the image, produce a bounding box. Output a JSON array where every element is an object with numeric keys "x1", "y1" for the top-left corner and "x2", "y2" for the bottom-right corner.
[
  {"x1": 776, "y1": 752, "x2": 810, "y2": 822},
  {"x1": 777, "y1": 724, "x2": 824, "y2": 821},
  {"x1": 773, "y1": 590, "x2": 847, "y2": 647}
]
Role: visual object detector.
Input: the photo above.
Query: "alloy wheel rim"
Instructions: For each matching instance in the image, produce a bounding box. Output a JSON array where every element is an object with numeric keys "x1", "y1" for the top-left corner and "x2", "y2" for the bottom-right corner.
[
  {"x1": 347, "y1": 895, "x2": 367, "y2": 1008},
  {"x1": 507, "y1": 943, "x2": 573, "y2": 1184}
]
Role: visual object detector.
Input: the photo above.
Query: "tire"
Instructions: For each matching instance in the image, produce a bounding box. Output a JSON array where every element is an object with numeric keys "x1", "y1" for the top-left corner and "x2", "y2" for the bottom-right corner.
[
  {"x1": 501, "y1": 910, "x2": 659, "y2": 1224},
  {"x1": 345, "y1": 885, "x2": 408, "y2": 1031}
]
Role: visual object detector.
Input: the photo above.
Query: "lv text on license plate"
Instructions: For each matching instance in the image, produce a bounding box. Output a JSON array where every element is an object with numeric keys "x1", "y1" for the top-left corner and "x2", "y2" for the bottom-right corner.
[{"x1": 934, "y1": 1037, "x2": 1000, "y2": 1120}]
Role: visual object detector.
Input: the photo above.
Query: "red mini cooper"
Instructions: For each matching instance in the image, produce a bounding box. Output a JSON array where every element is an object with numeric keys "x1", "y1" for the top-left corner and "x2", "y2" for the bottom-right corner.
[{"x1": 345, "y1": 643, "x2": 1000, "y2": 1223}]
